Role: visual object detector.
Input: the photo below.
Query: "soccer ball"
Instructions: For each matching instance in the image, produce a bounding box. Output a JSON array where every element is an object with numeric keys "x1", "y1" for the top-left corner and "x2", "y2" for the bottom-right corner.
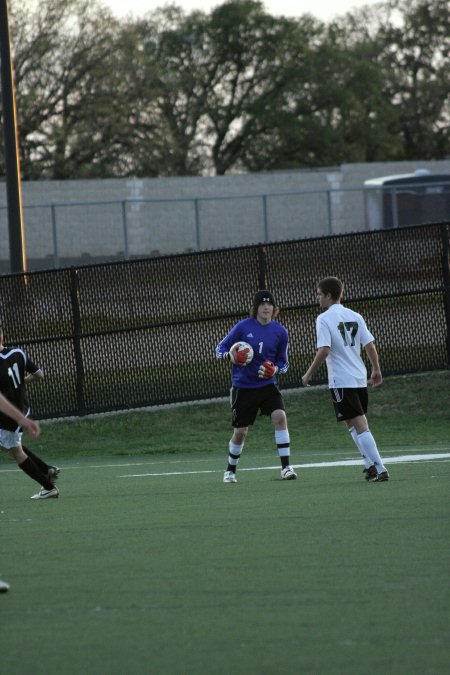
[{"x1": 229, "y1": 341, "x2": 254, "y2": 365}]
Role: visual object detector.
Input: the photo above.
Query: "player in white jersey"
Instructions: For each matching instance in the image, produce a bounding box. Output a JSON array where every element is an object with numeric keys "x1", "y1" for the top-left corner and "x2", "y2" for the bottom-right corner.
[
  {"x1": 216, "y1": 290, "x2": 297, "y2": 483},
  {"x1": 302, "y1": 277, "x2": 389, "y2": 482}
]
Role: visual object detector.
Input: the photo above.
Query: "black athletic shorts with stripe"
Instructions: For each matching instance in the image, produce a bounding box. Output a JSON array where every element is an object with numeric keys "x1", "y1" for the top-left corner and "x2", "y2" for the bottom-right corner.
[
  {"x1": 330, "y1": 387, "x2": 368, "y2": 422},
  {"x1": 230, "y1": 384, "x2": 285, "y2": 428}
]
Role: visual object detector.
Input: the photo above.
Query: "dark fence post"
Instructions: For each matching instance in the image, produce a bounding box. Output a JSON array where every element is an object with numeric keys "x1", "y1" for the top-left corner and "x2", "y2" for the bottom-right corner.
[
  {"x1": 440, "y1": 223, "x2": 450, "y2": 367},
  {"x1": 69, "y1": 267, "x2": 86, "y2": 415},
  {"x1": 0, "y1": 0, "x2": 26, "y2": 273},
  {"x1": 194, "y1": 199, "x2": 201, "y2": 251},
  {"x1": 257, "y1": 244, "x2": 267, "y2": 289},
  {"x1": 262, "y1": 195, "x2": 269, "y2": 242},
  {"x1": 326, "y1": 190, "x2": 333, "y2": 235},
  {"x1": 121, "y1": 201, "x2": 129, "y2": 260},
  {"x1": 51, "y1": 204, "x2": 59, "y2": 268}
]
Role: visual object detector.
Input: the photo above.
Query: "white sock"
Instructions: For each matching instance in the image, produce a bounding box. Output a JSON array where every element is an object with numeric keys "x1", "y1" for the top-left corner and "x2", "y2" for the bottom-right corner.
[
  {"x1": 357, "y1": 430, "x2": 387, "y2": 473},
  {"x1": 228, "y1": 441, "x2": 244, "y2": 468},
  {"x1": 348, "y1": 426, "x2": 371, "y2": 469}
]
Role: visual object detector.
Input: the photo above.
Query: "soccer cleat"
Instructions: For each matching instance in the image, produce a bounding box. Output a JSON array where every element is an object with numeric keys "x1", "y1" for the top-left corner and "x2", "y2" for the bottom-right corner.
[
  {"x1": 371, "y1": 470, "x2": 389, "y2": 482},
  {"x1": 281, "y1": 466, "x2": 297, "y2": 480},
  {"x1": 30, "y1": 486, "x2": 60, "y2": 500},
  {"x1": 0, "y1": 579, "x2": 10, "y2": 593},
  {"x1": 47, "y1": 466, "x2": 60, "y2": 484},
  {"x1": 363, "y1": 465, "x2": 377, "y2": 481},
  {"x1": 223, "y1": 470, "x2": 237, "y2": 483}
]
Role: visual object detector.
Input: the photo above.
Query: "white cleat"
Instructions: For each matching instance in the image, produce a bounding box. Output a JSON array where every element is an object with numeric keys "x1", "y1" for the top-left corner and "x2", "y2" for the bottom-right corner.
[
  {"x1": 281, "y1": 466, "x2": 298, "y2": 480},
  {"x1": 31, "y1": 486, "x2": 60, "y2": 500},
  {"x1": 223, "y1": 470, "x2": 237, "y2": 483}
]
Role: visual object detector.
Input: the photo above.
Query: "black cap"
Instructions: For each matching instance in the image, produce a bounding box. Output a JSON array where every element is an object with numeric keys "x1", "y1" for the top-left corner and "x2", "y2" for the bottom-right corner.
[{"x1": 253, "y1": 290, "x2": 276, "y2": 308}]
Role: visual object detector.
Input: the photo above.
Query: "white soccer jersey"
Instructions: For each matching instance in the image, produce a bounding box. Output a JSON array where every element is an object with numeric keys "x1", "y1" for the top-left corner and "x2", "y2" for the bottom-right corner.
[{"x1": 316, "y1": 303, "x2": 375, "y2": 388}]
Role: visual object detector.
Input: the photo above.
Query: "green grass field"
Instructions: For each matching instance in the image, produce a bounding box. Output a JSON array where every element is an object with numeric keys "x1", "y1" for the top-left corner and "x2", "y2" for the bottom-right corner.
[{"x1": 1, "y1": 371, "x2": 449, "y2": 675}]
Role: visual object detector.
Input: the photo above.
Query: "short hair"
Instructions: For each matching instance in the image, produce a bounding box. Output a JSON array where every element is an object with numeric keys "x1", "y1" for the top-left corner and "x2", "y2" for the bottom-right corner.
[{"x1": 318, "y1": 277, "x2": 344, "y2": 301}]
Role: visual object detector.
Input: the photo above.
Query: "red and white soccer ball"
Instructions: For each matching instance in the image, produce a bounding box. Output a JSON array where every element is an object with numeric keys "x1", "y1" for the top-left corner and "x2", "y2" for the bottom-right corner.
[{"x1": 229, "y1": 341, "x2": 254, "y2": 365}]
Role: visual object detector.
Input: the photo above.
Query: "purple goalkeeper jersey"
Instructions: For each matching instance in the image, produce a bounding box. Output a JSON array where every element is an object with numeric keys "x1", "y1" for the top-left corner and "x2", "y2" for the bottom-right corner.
[{"x1": 216, "y1": 317, "x2": 289, "y2": 389}]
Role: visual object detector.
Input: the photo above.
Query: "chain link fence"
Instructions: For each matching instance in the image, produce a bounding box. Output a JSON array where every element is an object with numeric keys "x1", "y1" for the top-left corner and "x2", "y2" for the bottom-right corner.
[
  {"x1": 0, "y1": 222, "x2": 448, "y2": 419},
  {"x1": 1, "y1": 176, "x2": 449, "y2": 271}
]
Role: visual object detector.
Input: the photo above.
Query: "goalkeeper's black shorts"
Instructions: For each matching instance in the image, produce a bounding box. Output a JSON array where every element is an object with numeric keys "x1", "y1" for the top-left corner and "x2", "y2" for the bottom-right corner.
[{"x1": 230, "y1": 383, "x2": 285, "y2": 427}]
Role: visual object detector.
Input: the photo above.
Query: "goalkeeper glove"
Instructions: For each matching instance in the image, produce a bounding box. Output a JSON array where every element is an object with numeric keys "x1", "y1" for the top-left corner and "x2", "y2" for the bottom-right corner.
[
  {"x1": 229, "y1": 344, "x2": 252, "y2": 365},
  {"x1": 222, "y1": 352, "x2": 231, "y2": 362},
  {"x1": 258, "y1": 360, "x2": 278, "y2": 378}
]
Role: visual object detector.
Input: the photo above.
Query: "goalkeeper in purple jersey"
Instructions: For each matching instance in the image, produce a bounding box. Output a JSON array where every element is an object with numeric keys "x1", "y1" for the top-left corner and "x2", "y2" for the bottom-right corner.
[{"x1": 216, "y1": 290, "x2": 297, "y2": 483}]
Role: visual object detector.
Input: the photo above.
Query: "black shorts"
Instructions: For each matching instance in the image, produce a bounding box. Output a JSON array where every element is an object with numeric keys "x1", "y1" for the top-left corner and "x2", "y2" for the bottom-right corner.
[
  {"x1": 330, "y1": 387, "x2": 368, "y2": 422},
  {"x1": 230, "y1": 384, "x2": 285, "y2": 428}
]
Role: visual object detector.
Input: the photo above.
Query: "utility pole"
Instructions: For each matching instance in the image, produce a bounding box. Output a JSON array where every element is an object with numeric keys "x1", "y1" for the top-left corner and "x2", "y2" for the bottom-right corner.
[{"x1": 0, "y1": 0, "x2": 26, "y2": 273}]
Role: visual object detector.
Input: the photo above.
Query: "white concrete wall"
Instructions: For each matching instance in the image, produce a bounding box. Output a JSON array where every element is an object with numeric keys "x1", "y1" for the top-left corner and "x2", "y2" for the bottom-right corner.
[{"x1": 0, "y1": 160, "x2": 449, "y2": 269}]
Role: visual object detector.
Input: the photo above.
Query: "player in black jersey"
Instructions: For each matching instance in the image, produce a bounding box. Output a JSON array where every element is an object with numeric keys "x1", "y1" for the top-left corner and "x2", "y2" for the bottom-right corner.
[
  {"x1": 0, "y1": 390, "x2": 41, "y2": 591},
  {"x1": 0, "y1": 325, "x2": 60, "y2": 499}
]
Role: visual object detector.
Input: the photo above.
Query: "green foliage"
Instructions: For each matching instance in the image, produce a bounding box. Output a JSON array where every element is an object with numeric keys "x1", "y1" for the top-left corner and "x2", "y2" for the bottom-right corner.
[
  {"x1": 335, "y1": 0, "x2": 450, "y2": 162},
  {"x1": 4, "y1": 0, "x2": 450, "y2": 178}
]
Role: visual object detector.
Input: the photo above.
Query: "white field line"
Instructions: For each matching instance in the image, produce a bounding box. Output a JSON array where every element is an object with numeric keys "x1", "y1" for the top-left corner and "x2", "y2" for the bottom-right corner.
[
  {"x1": 119, "y1": 453, "x2": 450, "y2": 478},
  {"x1": 0, "y1": 452, "x2": 448, "y2": 477}
]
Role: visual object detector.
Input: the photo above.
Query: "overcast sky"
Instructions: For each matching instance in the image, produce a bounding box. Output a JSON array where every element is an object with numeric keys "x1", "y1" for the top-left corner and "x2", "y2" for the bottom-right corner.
[{"x1": 100, "y1": 0, "x2": 382, "y2": 23}]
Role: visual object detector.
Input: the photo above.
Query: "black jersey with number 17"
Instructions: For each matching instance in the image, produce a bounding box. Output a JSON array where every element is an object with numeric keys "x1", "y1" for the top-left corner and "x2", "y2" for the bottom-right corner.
[{"x1": 0, "y1": 347, "x2": 40, "y2": 431}]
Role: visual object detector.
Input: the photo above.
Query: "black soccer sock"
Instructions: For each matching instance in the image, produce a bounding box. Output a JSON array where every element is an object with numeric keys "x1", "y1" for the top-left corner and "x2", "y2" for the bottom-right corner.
[
  {"x1": 22, "y1": 445, "x2": 50, "y2": 474},
  {"x1": 19, "y1": 458, "x2": 53, "y2": 490},
  {"x1": 280, "y1": 455, "x2": 290, "y2": 469}
]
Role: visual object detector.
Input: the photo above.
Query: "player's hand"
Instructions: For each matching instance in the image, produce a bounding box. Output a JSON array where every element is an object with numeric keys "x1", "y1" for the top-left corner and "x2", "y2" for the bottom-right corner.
[
  {"x1": 258, "y1": 360, "x2": 278, "y2": 378},
  {"x1": 371, "y1": 370, "x2": 382, "y2": 388},
  {"x1": 301, "y1": 375, "x2": 311, "y2": 387},
  {"x1": 22, "y1": 417, "x2": 41, "y2": 439},
  {"x1": 233, "y1": 347, "x2": 252, "y2": 365}
]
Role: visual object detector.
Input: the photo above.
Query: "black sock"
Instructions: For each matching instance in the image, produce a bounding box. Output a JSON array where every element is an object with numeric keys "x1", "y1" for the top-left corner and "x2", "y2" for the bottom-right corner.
[
  {"x1": 226, "y1": 465, "x2": 236, "y2": 473},
  {"x1": 280, "y1": 456, "x2": 290, "y2": 469},
  {"x1": 22, "y1": 445, "x2": 50, "y2": 474},
  {"x1": 19, "y1": 457, "x2": 53, "y2": 490}
]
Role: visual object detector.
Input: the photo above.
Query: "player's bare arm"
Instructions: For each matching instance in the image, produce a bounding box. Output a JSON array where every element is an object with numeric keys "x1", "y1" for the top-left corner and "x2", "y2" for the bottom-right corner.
[
  {"x1": 25, "y1": 369, "x2": 44, "y2": 383},
  {"x1": 302, "y1": 346, "x2": 330, "y2": 386},
  {"x1": 364, "y1": 342, "x2": 382, "y2": 388},
  {"x1": 0, "y1": 393, "x2": 41, "y2": 438}
]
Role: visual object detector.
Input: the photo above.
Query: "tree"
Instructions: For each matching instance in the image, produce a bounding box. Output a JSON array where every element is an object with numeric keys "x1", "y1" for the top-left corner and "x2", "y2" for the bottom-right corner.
[
  {"x1": 7, "y1": 0, "x2": 141, "y2": 179},
  {"x1": 329, "y1": 0, "x2": 450, "y2": 162},
  {"x1": 196, "y1": 1, "x2": 321, "y2": 174},
  {"x1": 3, "y1": 0, "x2": 448, "y2": 179},
  {"x1": 131, "y1": 1, "x2": 322, "y2": 175},
  {"x1": 377, "y1": 0, "x2": 450, "y2": 160}
]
